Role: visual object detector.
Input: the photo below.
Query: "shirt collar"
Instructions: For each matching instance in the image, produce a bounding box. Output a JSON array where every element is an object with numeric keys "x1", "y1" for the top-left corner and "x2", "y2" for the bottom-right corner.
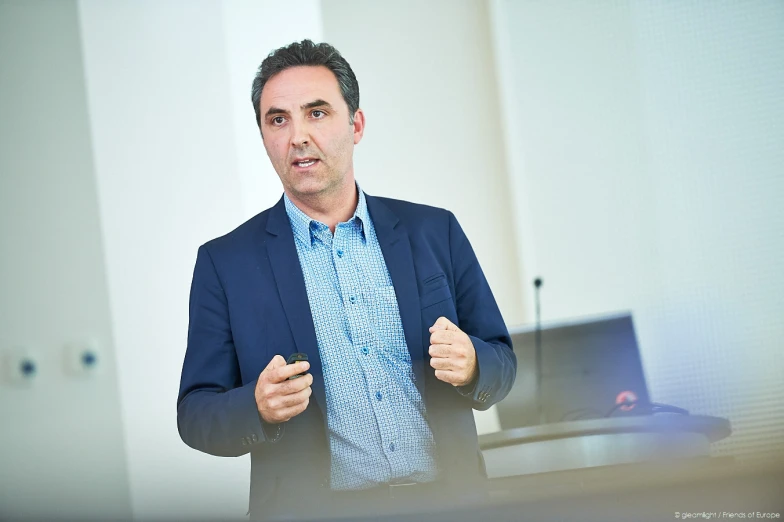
[
  {"x1": 283, "y1": 183, "x2": 368, "y2": 246},
  {"x1": 354, "y1": 184, "x2": 369, "y2": 239}
]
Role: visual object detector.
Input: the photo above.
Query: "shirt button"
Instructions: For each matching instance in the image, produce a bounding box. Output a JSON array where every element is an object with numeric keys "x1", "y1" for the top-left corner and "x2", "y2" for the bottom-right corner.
[
  {"x1": 336, "y1": 249, "x2": 344, "y2": 257},
  {"x1": 389, "y1": 443, "x2": 396, "y2": 452},
  {"x1": 361, "y1": 347, "x2": 369, "y2": 355},
  {"x1": 349, "y1": 295, "x2": 357, "y2": 304},
  {"x1": 375, "y1": 391, "x2": 383, "y2": 401}
]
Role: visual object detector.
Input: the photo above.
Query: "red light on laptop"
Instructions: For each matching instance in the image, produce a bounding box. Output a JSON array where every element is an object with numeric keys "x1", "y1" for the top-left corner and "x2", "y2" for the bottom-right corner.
[{"x1": 615, "y1": 391, "x2": 638, "y2": 411}]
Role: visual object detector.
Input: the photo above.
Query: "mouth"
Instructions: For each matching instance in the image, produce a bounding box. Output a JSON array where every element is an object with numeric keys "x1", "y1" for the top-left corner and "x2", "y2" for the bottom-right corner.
[{"x1": 292, "y1": 158, "x2": 320, "y2": 170}]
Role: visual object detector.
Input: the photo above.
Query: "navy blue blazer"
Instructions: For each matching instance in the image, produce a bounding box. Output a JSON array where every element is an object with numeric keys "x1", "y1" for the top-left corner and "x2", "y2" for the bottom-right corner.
[{"x1": 177, "y1": 194, "x2": 516, "y2": 518}]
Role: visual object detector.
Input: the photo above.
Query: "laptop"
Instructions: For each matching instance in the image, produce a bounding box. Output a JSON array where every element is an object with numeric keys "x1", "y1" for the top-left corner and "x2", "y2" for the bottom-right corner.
[{"x1": 496, "y1": 312, "x2": 650, "y2": 429}]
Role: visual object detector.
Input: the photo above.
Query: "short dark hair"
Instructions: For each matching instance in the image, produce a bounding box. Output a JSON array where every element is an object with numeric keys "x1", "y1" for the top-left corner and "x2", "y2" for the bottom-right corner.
[{"x1": 251, "y1": 39, "x2": 360, "y2": 129}]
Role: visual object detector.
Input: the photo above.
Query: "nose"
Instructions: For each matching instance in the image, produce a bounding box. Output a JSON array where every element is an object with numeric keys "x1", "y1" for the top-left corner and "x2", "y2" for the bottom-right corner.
[{"x1": 290, "y1": 119, "x2": 310, "y2": 148}]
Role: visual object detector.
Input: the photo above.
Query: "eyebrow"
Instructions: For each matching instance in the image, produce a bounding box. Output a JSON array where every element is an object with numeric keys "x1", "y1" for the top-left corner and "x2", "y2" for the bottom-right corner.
[{"x1": 264, "y1": 99, "x2": 334, "y2": 119}]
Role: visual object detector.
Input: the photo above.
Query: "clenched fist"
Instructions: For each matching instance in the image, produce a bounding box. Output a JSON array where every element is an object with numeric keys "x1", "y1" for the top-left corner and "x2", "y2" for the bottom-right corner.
[
  {"x1": 428, "y1": 316, "x2": 477, "y2": 387},
  {"x1": 255, "y1": 355, "x2": 313, "y2": 424}
]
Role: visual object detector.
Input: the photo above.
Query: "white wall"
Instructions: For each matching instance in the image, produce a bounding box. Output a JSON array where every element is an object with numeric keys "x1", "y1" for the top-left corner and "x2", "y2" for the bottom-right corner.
[
  {"x1": 0, "y1": 1, "x2": 131, "y2": 519},
  {"x1": 321, "y1": 0, "x2": 527, "y2": 435},
  {"x1": 629, "y1": 1, "x2": 784, "y2": 458},
  {"x1": 77, "y1": 0, "x2": 321, "y2": 518},
  {"x1": 491, "y1": 0, "x2": 784, "y2": 459}
]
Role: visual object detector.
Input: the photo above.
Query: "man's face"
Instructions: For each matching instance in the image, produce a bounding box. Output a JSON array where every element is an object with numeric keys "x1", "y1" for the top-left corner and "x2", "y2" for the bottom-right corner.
[{"x1": 259, "y1": 65, "x2": 364, "y2": 202}]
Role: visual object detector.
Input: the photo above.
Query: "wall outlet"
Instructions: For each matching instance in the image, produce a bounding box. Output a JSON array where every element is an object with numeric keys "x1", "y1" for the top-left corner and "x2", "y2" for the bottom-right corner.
[
  {"x1": 3, "y1": 347, "x2": 39, "y2": 387},
  {"x1": 64, "y1": 342, "x2": 101, "y2": 378}
]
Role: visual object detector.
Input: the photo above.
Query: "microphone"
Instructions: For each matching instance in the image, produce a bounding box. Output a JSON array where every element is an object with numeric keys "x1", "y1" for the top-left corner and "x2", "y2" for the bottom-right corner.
[{"x1": 533, "y1": 277, "x2": 544, "y2": 425}]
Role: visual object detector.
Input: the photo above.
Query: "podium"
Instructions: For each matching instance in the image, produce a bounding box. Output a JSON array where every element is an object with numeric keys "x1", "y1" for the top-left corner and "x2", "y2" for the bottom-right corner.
[{"x1": 480, "y1": 415, "x2": 731, "y2": 478}]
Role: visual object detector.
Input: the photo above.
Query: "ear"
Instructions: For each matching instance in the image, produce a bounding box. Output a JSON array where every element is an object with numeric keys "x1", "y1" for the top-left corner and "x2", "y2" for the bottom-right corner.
[{"x1": 352, "y1": 108, "x2": 366, "y2": 145}]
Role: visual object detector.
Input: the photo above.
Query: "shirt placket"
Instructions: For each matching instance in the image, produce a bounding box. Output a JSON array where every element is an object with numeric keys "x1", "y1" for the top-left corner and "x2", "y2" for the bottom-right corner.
[{"x1": 335, "y1": 223, "x2": 403, "y2": 475}]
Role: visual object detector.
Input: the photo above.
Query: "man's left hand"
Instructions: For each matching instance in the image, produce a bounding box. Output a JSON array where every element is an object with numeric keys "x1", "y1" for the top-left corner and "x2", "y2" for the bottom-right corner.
[{"x1": 428, "y1": 316, "x2": 477, "y2": 387}]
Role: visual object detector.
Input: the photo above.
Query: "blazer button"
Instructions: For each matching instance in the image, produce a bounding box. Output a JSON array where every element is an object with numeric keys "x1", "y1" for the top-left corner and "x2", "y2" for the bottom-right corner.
[
  {"x1": 241, "y1": 437, "x2": 248, "y2": 446},
  {"x1": 250, "y1": 433, "x2": 258, "y2": 443}
]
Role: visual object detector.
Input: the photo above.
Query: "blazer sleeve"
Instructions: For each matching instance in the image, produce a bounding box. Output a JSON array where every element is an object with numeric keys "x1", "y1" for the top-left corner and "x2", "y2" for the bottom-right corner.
[
  {"x1": 448, "y1": 212, "x2": 517, "y2": 410},
  {"x1": 176, "y1": 245, "x2": 277, "y2": 457}
]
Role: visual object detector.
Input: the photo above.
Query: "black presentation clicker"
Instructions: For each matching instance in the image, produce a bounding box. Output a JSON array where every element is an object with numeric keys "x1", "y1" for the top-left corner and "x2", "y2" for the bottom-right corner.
[{"x1": 286, "y1": 352, "x2": 308, "y2": 379}]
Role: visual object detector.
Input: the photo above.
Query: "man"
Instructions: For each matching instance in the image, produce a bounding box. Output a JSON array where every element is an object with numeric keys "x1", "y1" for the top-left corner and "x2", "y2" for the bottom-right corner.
[{"x1": 177, "y1": 40, "x2": 516, "y2": 521}]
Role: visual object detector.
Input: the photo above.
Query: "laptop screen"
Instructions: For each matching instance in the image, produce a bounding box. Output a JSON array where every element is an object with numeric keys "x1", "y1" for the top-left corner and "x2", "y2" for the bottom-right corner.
[{"x1": 496, "y1": 312, "x2": 650, "y2": 429}]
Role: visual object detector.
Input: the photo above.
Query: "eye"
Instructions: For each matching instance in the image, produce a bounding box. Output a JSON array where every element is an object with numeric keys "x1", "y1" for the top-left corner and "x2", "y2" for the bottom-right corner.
[
  {"x1": 311, "y1": 109, "x2": 326, "y2": 119},
  {"x1": 271, "y1": 116, "x2": 286, "y2": 126}
]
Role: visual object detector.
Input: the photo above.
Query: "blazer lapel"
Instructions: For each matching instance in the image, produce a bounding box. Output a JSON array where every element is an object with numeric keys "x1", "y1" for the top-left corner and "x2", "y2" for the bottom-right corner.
[
  {"x1": 263, "y1": 197, "x2": 327, "y2": 426},
  {"x1": 366, "y1": 195, "x2": 426, "y2": 398}
]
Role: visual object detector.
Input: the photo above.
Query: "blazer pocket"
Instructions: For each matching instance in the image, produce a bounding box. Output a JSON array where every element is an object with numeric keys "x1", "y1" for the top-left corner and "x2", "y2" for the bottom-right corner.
[{"x1": 420, "y1": 274, "x2": 453, "y2": 309}]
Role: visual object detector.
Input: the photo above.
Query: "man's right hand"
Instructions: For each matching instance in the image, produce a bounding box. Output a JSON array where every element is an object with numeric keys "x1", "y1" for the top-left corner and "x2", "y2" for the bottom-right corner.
[{"x1": 255, "y1": 355, "x2": 313, "y2": 424}]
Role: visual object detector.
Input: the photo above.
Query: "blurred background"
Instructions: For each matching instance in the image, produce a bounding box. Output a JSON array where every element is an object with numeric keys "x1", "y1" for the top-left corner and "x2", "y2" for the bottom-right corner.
[{"x1": 1, "y1": 0, "x2": 782, "y2": 520}]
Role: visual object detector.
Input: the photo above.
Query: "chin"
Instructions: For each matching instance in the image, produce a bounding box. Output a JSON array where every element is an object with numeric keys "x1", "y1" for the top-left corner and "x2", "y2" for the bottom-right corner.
[
  {"x1": 288, "y1": 181, "x2": 329, "y2": 198},
  {"x1": 290, "y1": 177, "x2": 343, "y2": 197}
]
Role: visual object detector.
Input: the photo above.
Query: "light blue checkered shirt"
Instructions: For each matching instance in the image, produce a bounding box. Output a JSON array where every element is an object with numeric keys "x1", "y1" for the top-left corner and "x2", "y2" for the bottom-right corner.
[{"x1": 284, "y1": 187, "x2": 438, "y2": 490}]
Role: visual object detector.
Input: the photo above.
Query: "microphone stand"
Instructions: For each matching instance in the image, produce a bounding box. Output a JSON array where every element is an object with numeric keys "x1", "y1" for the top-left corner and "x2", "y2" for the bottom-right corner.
[{"x1": 534, "y1": 277, "x2": 544, "y2": 425}]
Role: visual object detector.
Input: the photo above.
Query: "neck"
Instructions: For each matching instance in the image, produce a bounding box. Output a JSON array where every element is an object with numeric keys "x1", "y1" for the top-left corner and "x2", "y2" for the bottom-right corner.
[{"x1": 286, "y1": 178, "x2": 358, "y2": 233}]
